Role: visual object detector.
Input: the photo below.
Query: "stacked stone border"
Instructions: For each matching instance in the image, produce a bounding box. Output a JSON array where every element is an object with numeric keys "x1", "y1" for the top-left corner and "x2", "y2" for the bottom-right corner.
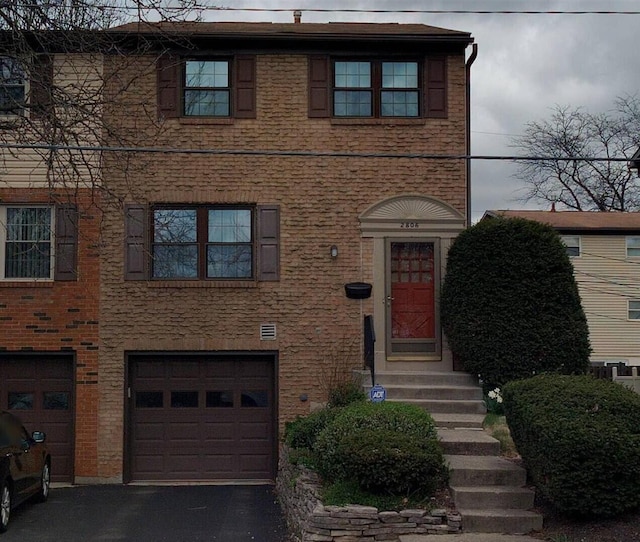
[{"x1": 277, "y1": 446, "x2": 462, "y2": 541}]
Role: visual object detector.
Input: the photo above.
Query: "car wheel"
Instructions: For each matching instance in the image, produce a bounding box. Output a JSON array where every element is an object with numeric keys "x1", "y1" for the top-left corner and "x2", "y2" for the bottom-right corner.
[
  {"x1": 35, "y1": 463, "x2": 50, "y2": 503},
  {"x1": 0, "y1": 482, "x2": 11, "y2": 533}
]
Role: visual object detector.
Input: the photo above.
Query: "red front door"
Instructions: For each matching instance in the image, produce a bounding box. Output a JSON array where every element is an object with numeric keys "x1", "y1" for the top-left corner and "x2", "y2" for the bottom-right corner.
[{"x1": 388, "y1": 242, "x2": 437, "y2": 356}]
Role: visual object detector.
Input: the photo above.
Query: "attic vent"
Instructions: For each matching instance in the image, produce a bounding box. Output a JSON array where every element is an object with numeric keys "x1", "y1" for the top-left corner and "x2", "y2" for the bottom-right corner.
[{"x1": 260, "y1": 323, "x2": 277, "y2": 341}]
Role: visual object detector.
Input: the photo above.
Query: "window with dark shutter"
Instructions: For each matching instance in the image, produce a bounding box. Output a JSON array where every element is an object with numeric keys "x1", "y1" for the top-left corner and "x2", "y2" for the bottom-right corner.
[
  {"x1": 54, "y1": 205, "x2": 78, "y2": 281},
  {"x1": 308, "y1": 56, "x2": 330, "y2": 118},
  {"x1": 30, "y1": 54, "x2": 53, "y2": 120},
  {"x1": 425, "y1": 56, "x2": 447, "y2": 118},
  {"x1": 157, "y1": 54, "x2": 179, "y2": 119},
  {"x1": 124, "y1": 204, "x2": 148, "y2": 280},
  {"x1": 234, "y1": 55, "x2": 256, "y2": 118},
  {"x1": 257, "y1": 206, "x2": 280, "y2": 281}
]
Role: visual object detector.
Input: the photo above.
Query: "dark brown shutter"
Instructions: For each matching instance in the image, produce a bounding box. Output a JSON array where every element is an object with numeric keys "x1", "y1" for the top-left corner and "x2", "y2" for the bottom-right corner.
[
  {"x1": 124, "y1": 204, "x2": 148, "y2": 280},
  {"x1": 234, "y1": 55, "x2": 256, "y2": 119},
  {"x1": 425, "y1": 56, "x2": 447, "y2": 118},
  {"x1": 157, "y1": 54, "x2": 180, "y2": 119},
  {"x1": 257, "y1": 205, "x2": 280, "y2": 281},
  {"x1": 308, "y1": 56, "x2": 330, "y2": 118},
  {"x1": 30, "y1": 54, "x2": 53, "y2": 120},
  {"x1": 54, "y1": 204, "x2": 78, "y2": 281}
]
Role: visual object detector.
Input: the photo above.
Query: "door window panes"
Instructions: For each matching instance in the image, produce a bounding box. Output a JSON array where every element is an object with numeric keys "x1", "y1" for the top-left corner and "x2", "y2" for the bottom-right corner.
[
  {"x1": 135, "y1": 391, "x2": 163, "y2": 408},
  {"x1": 206, "y1": 391, "x2": 234, "y2": 408},
  {"x1": 8, "y1": 392, "x2": 33, "y2": 410},
  {"x1": 43, "y1": 392, "x2": 69, "y2": 410},
  {"x1": 241, "y1": 390, "x2": 268, "y2": 408},
  {"x1": 171, "y1": 391, "x2": 199, "y2": 408}
]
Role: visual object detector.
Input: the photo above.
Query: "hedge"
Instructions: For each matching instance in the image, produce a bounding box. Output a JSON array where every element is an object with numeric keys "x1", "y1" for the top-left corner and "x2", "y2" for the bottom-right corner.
[{"x1": 503, "y1": 374, "x2": 640, "y2": 517}]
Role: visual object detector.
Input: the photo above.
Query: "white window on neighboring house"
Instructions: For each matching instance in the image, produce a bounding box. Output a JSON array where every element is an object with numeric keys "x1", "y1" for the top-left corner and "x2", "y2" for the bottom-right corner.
[
  {"x1": 626, "y1": 236, "x2": 640, "y2": 257},
  {"x1": 0, "y1": 206, "x2": 53, "y2": 279},
  {"x1": 0, "y1": 56, "x2": 26, "y2": 116},
  {"x1": 628, "y1": 300, "x2": 640, "y2": 320},
  {"x1": 561, "y1": 235, "x2": 581, "y2": 257}
]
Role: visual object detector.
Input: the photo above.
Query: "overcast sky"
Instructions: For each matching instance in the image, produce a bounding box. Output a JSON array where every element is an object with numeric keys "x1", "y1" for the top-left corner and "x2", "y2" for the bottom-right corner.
[{"x1": 205, "y1": 0, "x2": 639, "y2": 221}]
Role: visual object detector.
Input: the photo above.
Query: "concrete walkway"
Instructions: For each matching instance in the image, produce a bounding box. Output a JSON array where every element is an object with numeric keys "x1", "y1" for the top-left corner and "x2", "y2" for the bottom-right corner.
[{"x1": 400, "y1": 535, "x2": 541, "y2": 542}]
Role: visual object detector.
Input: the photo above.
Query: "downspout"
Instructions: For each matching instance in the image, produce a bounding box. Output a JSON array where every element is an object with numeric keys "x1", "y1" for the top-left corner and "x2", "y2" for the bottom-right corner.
[{"x1": 465, "y1": 43, "x2": 478, "y2": 227}]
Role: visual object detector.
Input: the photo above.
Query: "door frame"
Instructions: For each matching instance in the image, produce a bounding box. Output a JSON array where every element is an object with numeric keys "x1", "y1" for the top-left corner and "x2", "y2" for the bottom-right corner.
[{"x1": 385, "y1": 238, "x2": 441, "y2": 360}]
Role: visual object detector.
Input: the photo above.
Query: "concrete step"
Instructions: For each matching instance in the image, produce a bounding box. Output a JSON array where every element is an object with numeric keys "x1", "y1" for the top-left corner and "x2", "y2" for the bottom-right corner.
[
  {"x1": 400, "y1": 535, "x2": 541, "y2": 542},
  {"x1": 361, "y1": 370, "x2": 480, "y2": 387},
  {"x1": 438, "y1": 429, "x2": 500, "y2": 456},
  {"x1": 445, "y1": 455, "x2": 527, "y2": 487},
  {"x1": 456, "y1": 508, "x2": 543, "y2": 534},
  {"x1": 431, "y1": 413, "x2": 486, "y2": 429},
  {"x1": 450, "y1": 486, "x2": 535, "y2": 510},
  {"x1": 397, "y1": 398, "x2": 486, "y2": 414},
  {"x1": 365, "y1": 384, "x2": 483, "y2": 401}
]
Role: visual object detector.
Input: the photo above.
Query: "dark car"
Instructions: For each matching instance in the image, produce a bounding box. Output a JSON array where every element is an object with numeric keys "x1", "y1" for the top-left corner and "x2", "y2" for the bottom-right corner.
[{"x1": 0, "y1": 411, "x2": 50, "y2": 533}]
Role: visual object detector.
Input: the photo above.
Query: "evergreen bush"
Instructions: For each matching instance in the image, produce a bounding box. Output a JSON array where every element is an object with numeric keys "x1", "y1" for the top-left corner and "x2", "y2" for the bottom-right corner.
[
  {"x1": 503, "y1": 374, "x2": 640, "y2": 517},
  {"x1": 441, "y1": 217, "x2": 590, "y2": 388}
]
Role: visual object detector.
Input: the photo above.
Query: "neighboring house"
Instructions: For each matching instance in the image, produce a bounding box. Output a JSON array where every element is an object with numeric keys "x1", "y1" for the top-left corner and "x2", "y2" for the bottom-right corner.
[
  {"x1": 1, "y1": 20, "x2": 475, "y2": 484},
  {"x1": 0, "y1": 51, "x2": 103, "y2": 483},
  {"x1": 484, "y1": 210, "x2": 640, "y2": 368},
  {"x1": 630, "y1": 147, "x2": 640, "y2": 176}
]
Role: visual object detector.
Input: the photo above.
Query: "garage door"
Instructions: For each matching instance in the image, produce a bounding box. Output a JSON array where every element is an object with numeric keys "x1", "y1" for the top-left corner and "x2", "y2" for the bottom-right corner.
[
  {"x1": 129, "y1": 355, "x2": 276, "y2": 482},
  {"x1": 0, "y1": 355, "x2": 74, "y2": 483}
]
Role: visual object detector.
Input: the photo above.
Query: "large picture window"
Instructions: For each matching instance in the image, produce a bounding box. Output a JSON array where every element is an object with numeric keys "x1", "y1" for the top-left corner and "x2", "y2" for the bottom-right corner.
[
  {"x1": 0, "y1": 206, "x2": 53, "y2": 279},
  {"x1": 333, "y1": 60, "x2": 419, "y2": 118},
  {"x1": 152, "y1": 206, "x2": 253, "y2": 279}
]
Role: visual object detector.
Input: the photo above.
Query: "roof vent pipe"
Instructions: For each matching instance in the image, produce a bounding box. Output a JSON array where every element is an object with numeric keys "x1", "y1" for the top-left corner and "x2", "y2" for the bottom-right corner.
[{"x1": 294, "y1": 10, "x2": 302, "y2": 23}]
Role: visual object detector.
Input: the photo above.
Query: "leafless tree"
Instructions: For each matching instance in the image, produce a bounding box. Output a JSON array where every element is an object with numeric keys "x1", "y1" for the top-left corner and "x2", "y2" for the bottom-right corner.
[{"x1": 511, "y1": 97, "x2": 640, "y2": 211}]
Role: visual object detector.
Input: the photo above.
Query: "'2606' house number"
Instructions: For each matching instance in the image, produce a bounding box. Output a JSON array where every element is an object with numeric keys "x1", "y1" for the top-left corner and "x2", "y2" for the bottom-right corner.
[{"x1": 400, "y1": 222, "x2": 420, "y2": 228}]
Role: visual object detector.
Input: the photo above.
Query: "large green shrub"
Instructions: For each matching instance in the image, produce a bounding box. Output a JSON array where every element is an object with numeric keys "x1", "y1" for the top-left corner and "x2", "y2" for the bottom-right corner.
[
  {"x1": 314, "y1": 401, "x2": 442, "y2": 487},
  {"x1": 503, "y1": 374, "x2": 640, "y2": 517},
  {"x1": 284, "y1": 408, "x2": 341, "y2": 450},
  {"x1": 338, "y1": 429, "x2": 447, "y2": 495},
  {"x1": 441, "y1": 217, "x2": 590, "y2": 388}
]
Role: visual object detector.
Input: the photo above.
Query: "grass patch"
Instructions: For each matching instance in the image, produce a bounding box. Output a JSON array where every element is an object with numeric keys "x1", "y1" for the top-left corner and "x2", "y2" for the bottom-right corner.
[
  {"x1": 483, "y1": 414, "x2": 519, "y2": 458},
  {"x1": 321, "y1": 479, "x2": 437, "y2": 511}
]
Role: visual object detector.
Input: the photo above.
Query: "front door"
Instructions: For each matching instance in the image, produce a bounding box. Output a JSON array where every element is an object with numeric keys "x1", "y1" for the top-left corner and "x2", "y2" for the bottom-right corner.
[{"x1": 386, "y1": 241, "x2": 438, "y2": 357}]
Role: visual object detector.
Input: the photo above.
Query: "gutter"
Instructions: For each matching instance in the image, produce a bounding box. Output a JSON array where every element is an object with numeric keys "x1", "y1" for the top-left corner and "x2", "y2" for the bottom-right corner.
[{"x1": 465, "y1": 43, "x2": 478, "y2": 227}]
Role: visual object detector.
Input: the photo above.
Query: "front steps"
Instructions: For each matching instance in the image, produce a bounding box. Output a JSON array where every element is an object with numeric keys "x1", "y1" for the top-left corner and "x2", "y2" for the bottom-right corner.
[{"x1": 359, "y1": 370, "x2": 543, "y2": 535}]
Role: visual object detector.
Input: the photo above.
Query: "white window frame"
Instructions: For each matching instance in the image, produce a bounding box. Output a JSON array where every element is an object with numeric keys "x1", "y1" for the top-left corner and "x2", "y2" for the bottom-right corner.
[
  {"x1": 560, "y1": 235, "x2": 581, "y2": 258},
  {"x1": 628, "y1": 300, "x2": 640, "y2": 320},
  {"x1": 626, "y1": 236, "x2": 640, "y2": 257},
  {"x1": 0, "y1": 205, "x2": 55, "y2": 280},
  {"x1": 0, "y1": 56, "x2": 28, "y2": 118}
]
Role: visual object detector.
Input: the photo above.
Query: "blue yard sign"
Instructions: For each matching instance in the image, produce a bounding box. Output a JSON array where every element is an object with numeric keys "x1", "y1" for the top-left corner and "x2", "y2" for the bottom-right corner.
[{"x1": 369, "y1": 384, "x2": 386, "y2": 403}]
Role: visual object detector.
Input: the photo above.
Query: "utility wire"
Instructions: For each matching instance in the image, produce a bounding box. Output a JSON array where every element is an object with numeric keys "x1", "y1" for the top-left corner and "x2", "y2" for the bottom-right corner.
[{"x1": 0, "y1": 141, "x2": 635, "y2": 161}]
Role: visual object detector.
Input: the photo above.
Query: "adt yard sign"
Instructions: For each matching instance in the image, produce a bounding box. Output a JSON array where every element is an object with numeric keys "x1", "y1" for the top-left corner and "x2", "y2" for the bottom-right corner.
[{"x1": 369, "y1": 385, "x2": 386, "y2": 403}]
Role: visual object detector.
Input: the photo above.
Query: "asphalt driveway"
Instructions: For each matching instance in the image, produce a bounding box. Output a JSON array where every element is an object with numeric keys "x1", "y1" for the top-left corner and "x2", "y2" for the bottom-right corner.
[{"x1": 2, "y1": 484, "x2": 290, "y2": 542}]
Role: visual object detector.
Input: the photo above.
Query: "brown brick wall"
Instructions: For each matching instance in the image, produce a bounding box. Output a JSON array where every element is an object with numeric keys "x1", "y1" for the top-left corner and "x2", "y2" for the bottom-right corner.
[
  {"x1": 98, "y1": 52, "x2": 468, "y2": 478},
  {"x1": 0, "y1": 188, "x2": 100, "y2": 478}
]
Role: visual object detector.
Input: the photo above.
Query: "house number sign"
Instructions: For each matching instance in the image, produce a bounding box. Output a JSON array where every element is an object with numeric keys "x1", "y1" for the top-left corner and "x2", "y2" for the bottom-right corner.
[{"x1": 400, "y1": 222, "x2": 420, "y2": 228}]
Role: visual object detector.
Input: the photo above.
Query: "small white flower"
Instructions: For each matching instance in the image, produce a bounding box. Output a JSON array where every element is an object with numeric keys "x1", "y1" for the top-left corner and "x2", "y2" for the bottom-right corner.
[
  {"x1": 487, "y1": 391, "x2": 497, "y2": 399},
  {"x1": 497, "y1": 396, "x2": 503, "y2": 404}
]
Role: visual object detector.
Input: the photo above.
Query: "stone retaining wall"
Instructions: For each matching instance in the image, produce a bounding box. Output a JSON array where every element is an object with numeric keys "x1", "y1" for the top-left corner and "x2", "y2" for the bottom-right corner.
[{"x1": 277, "y1": 446, "x2": 462, "y2": 541}]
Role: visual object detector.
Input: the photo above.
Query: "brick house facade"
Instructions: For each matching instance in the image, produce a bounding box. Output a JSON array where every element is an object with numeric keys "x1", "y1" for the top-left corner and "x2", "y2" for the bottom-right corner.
[{"x1": 0, "y1": 21, "x2": 474, "y2": 483}]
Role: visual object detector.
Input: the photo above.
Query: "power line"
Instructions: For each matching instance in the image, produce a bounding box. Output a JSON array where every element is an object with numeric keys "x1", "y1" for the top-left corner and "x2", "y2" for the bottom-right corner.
[
  {"x1": 4, "y1": 4, "x2": 640, "y2": 15},
  {"x1": 0, "y1": 141, "x2": 635, "y2": 161}
]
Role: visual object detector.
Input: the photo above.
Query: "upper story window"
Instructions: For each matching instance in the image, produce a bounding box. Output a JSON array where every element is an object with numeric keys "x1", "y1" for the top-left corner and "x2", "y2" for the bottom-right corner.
[
  {"x1": 0, "y1": 57, "x2": 26, "y2": 116},
  {"x1": 184, "y1": 60, "x2": 230, "y2": 117},
  {"x1": 152, "y1": 206, "x2": 252, "y2": 279},
  {"x1": 561, "y1": 235, "x2": 581, "y2": 258},
  {"x1": 628, "y1": 300, "x2": 640, "y2": 320},
  {"x1": 333, "y1": 61, "x2": 419, "y2": 118},
  {"x1": 627, "y1": 237, "x2": 640, "y2": 257},
  {"x1": 157, "y1": 55, "x2": 256, "y2": 120},
  {"x1": 309, "y1": 55, "x2": 446, "y2": 119},
  {"x1": 0, "y1": 206, "x2": 52, "y2": 279}
]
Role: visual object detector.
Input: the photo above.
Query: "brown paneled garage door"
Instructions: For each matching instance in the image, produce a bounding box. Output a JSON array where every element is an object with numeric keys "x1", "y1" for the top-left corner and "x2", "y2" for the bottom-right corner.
[
  {"x1": 129, "y1": 355, "x2": 276, "y2": 482},
  {"x1": 0, "y1": 355, "x2": 74, "y2": 483}
]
